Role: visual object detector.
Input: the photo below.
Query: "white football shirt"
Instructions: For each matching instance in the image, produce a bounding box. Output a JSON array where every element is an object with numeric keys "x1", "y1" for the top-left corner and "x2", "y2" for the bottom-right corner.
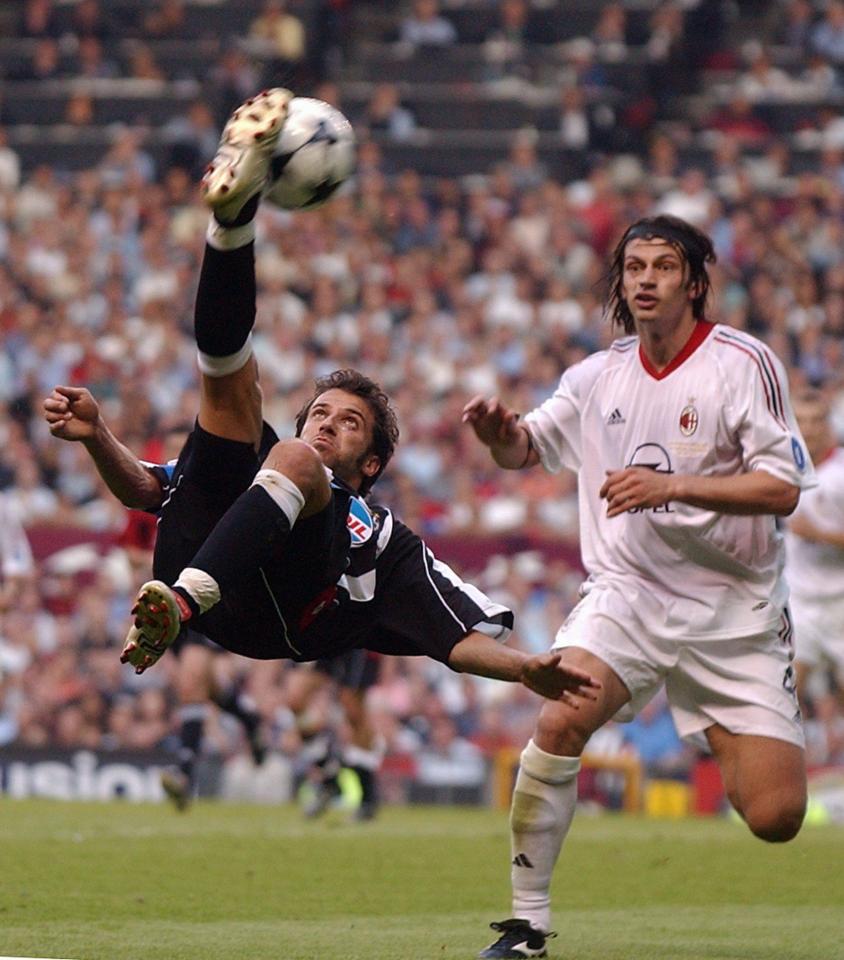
[
  {"x1": 525, "y1": 321, "x2": 816, "y2": 639},
  {"x1": 784, "y1": 447, "x2": 844, "y2": 600}
]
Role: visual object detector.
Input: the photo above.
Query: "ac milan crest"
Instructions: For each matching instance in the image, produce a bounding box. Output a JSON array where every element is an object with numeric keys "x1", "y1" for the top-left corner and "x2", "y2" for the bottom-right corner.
[{"x1": 679, "y1": 404, "x2": 699, "y2": 436}]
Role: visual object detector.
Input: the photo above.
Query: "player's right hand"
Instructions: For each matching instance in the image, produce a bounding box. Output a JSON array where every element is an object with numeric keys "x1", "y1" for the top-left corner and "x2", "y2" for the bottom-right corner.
[
  {"x1": 462, "y1": 395, "x2": 521, "y2": 447},
  {"x1": 43, "y1": 385, "x2": 101, "y2": 441},
  {"x1": 520, "y1": 651, "x2": 602, "y2": 705}
]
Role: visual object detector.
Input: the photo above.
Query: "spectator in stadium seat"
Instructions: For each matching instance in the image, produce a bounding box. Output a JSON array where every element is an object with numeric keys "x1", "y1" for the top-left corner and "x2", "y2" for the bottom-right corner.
[
  {"x1": 400, "y1": 0, "x2": 457, "y2": 49},
  {"x1": 777, "y1": 0, "x2": 815, "y2": 55},
  {"x1": 363, "y1": 84, "x2": 417, "y2": 143},
  {"x1": 249, "y1": 0, "x2": 305, "y2": 70},
  {"x1": 811, "y1": 0, "x2": 844, "y2": 66},
  {"x1": 466, "y1": 215, "x2": 813, "y2": 959},
  {"x1": 10, "y1": 37, "x2": 63, "y2": 82},
  {"x1": 18, "y1": 0, "x2": 60, "y2": 39},
  {"x1": 0, "y1": 129, "x2": 21, "y2": 192},
  {"x1": 142, "y1": 0, "x2": 187, "y2": 39},
  {"x1": 783, "y1": 388, "x2": 844, "y2": 708}
]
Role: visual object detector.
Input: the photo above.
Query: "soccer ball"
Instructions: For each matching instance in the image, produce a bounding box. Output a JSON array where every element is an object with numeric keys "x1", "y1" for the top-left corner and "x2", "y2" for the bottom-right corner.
[{"x1": 264, "y1": 97, "x2": 355, "y2": 211}]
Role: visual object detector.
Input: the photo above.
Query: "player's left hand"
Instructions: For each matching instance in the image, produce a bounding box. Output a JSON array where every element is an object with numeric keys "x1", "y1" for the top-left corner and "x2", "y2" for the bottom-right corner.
[
  {"x1": 786, "y1": 513, "x2": 823, "y2": 542},
  {"x1": 520, "y1": 652, "x2": 602, "y2": 704},
  {"x1": 600, "y1": 467, "x2": 675, "y2": 518}
]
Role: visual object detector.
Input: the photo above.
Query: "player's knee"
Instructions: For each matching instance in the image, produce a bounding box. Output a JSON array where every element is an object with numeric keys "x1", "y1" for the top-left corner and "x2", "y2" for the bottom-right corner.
[
  {"x1": 263, "y1": 439, "x2": 325, "y2": 492},
  {"x1": 745, "y1": 796, "x2": 806, "y2": 843},
  {"x1": 534, "y1": 709, "x2": 589, "y2": 756}
]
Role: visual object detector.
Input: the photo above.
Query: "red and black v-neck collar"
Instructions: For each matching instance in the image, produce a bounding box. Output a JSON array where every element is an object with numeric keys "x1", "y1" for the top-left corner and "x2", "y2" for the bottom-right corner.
[{"x1": 638, "y1": 319, "x2": 715, "y2": 381}]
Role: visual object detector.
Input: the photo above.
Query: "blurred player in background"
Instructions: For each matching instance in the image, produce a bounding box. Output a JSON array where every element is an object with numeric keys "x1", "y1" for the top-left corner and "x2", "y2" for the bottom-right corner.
[
  {"x1": 783, "y1": 388, "x2": 844, "y2": 708},
  {"x1": 43, "y1": 396, "x2": 266, "y2": 809},
  {"x1": 464, "y1": 215, "x2": 815, "y2": 959},
  {"x1": 287, "y1": 651, "x2": 384, "y2": 820},
  {"x1": 0, "y1": 485, "x2": 35, "y2": 617}
]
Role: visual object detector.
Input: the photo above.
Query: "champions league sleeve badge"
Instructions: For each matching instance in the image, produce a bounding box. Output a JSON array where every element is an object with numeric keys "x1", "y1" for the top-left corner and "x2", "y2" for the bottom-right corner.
[{"x1": 791, "y1": 436, "x2": 807, "y2": 472}]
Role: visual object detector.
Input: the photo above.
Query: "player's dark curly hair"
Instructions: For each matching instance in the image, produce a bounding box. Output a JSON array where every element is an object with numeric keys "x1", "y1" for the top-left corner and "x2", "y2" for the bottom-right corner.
[
  {"x1": 606, "y1": 215, "x2": 717, "y2": 334},
  {"x1": 294, "y1": 368, "x2": 399, "y2": 496}
]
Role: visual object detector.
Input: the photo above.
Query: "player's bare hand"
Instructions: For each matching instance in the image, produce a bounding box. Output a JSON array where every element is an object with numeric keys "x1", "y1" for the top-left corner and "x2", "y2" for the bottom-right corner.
[
  {"x1": 600, "y1": 467, "x2": 675, "y2": 518},
  {"x1": 520, "y1": 651, "x2": 602, "y2": 704},
  {"x1": 43, "y1": 386, "x2": 101, "y2": 442},
  {"x1": 462, "y1": 395, "x2": 521, "y2": 447},
  {"x1": 787, "y1": 513, "x2": 823, "y2": 543}
]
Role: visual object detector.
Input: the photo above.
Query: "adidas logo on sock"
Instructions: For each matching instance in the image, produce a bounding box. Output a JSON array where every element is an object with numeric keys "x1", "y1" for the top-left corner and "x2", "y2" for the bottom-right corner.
[
  {"x1": 607, "y1": 408, "x2": 625, "y2": 425},
  {"x1": 512, "y1": 853, "x2": 534, "y2": 868}
]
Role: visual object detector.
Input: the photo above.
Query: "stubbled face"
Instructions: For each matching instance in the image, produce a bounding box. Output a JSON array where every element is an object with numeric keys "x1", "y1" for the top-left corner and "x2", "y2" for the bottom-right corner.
[
  {"x1": 622, "y1": 238, "x2": 695, "y2": 328},
  {"x1": 299, "y1": 388, "x2": 380, "y2": 490},
  {"x1": 794, "y1": 398, "x2": 832, "y2": 463}
]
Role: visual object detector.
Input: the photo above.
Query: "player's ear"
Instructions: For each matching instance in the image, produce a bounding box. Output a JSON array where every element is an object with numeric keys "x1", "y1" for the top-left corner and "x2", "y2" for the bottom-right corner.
[{"x1": 362, "y1": 454, "x2": 381, "y2": 479}]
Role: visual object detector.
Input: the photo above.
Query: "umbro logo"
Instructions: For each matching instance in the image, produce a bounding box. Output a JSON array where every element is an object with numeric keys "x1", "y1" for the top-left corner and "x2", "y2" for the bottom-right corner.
[
  {"x1": 607, "y1": 408, "x2": 625, "y2": 425},
  {"x1": 512, "y1": 853, "x2": 534, "y2": 868}
]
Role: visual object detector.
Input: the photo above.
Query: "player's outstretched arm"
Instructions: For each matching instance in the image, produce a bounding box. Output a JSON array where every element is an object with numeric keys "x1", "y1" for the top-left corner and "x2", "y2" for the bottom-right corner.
[
  {"x1": 43, "y1": 385, "x2": 163, "y2": 511},
  {"x1": 447, "y1": 632, "x2": 601, "y2": 705},
  {"x1": 462, "y1": 395, "x2": 540, "y2": 470},
  {"x1": 600, "y1": 466, "x2": 800, "y2": 518}
]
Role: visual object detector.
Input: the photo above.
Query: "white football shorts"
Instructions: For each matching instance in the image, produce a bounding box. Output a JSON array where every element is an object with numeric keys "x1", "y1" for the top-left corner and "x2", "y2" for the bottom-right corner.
[
  {"x1": 789, "y1": 591, "x2": 844, "y2": 678},
  {"x1": 552, "y1": 584, "x2": 804, "y2": 749}
]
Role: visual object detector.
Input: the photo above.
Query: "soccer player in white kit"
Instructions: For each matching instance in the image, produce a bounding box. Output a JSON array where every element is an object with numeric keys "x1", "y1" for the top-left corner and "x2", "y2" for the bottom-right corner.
[
  {"x1": 464, "y1": 215, "x2": 816, "y2": 959},
  {"x1": 783, "y1": 388, "x2": 844, "y2": 705}
]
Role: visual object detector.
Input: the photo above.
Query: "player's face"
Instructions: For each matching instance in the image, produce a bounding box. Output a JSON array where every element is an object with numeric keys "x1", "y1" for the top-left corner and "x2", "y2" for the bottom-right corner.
[
  {"x1": 300, "y1": 388, "x2": 381, "y2": 490},
  {"x1": 621, "y1": 238, "x2": 696, "y2": 329},
  {"x1": 794, "y1": 398, "x2": 832, "y2": 462}
]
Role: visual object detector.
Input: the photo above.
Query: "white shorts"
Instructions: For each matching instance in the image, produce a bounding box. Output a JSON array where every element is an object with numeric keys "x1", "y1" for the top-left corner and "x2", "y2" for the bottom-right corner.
[
  {"x1": 552, "y1": 585, "x2": 804, "y2": 749},
  {"x1": 789, "y1": 591, "x2": 844, "y2": 678}
]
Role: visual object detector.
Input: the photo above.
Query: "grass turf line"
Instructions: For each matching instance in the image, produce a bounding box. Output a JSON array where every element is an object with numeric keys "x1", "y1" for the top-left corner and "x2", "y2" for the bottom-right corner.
[{"x1": 0, "y1": 800, "x2": 841, "y2": 960}]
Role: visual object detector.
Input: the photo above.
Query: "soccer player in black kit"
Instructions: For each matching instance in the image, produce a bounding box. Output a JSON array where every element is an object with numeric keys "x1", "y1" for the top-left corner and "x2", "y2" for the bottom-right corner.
[{"x1": 44, "y1": 88, "x2": 599, "y2": 711}]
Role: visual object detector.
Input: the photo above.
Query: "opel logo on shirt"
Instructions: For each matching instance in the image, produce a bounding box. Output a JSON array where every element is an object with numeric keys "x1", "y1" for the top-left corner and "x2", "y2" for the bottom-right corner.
[{"x1": 626, "y1": 442, "x2": 673, "y2": 473}]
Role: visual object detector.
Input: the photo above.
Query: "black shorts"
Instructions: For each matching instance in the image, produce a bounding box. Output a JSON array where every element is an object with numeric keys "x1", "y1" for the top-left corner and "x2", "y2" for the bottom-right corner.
[
  {"x1": 315, "y1": 649, "x2": 381, "y2": 691},
  {"x1": 153, "y1": 421, "x2": 350, "y2": 662},
  {"x1": 171, "y1": 627, "x2": 218, "y2": 657}
]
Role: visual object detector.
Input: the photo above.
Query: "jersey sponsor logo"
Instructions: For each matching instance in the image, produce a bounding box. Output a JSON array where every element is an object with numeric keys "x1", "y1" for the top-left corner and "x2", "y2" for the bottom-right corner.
[
  {"x1": 791, "y1": 436, "x2": 807, "y2": 472},
  {"x1": 627, "y1": 442, "x2": 673, "y2": 474},
  {"x1": 347, "y1": 496, "x2": 374, "y2": 546},
  {"x1": 606, "y1": 407, "x2": 625, "y2": 425},
  {"x1": 625, "y1": 443, "x2": 674, "y2": 514},
  {"x1": 679, "y1": 404, "x2": 699, "y2": 437}
]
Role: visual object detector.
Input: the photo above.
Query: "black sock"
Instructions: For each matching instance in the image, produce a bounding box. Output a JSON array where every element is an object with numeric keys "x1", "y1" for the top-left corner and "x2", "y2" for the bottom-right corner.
[
  {"x1": 194, "y1": 242, "x2": 256, "y2": 357},
  {"x1": 216, "y1": 194, "x2": 260, "y2": 228},
  {"x1": 353, "y1": 765, "x2": 378, "y2": 807},
  {"x1": 188, "y1": 486, "x2": 292, "y2": 596},
  {"x1": 214, "y1": 686, "x2": 259, "y2": 733},
  {"x1": 178, "y1": 712, "x2": 205, "y2": 781}
]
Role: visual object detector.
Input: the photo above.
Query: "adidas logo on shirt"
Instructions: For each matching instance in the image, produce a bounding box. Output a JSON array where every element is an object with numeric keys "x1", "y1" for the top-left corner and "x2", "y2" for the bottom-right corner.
[{"x1": 607, "y1": 408, "x2": 625, "y2": 425}]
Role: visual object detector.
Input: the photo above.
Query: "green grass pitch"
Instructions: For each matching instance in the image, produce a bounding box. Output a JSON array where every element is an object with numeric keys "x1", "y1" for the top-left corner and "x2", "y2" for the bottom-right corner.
[{"x1": 0, "y1": 800, "x2": 841, "y2": 960}]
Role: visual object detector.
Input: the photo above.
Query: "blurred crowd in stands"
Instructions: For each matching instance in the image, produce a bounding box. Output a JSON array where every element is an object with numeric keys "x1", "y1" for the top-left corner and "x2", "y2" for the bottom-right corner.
[{"x1": 2, "y1": 0, "x2": 844, "y2": 802}]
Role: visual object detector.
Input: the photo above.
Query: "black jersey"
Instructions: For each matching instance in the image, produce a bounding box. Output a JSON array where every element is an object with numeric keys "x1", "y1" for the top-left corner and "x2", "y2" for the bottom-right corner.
[{"x1": 152, "y1": 421, "x2": 513, "y2": 665}]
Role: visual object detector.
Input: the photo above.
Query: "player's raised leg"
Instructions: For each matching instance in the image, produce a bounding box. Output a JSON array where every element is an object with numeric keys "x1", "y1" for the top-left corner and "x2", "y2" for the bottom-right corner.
[
  {"x1": 122, "y1": 89, "x2": 300, "y2": 674},
  {"x1": 480, "y1": 648, "x2": 629, "y2": 959},
  {"x1": 705, "y1": 726, "x2": 806, "y2": 842},
  {"x1": 197, "y1": 87, "x2": 292, "y2": 450}
]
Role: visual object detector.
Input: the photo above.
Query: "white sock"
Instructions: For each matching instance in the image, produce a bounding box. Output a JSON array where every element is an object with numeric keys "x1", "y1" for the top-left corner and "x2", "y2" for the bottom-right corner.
[
  {"x1": 251, "y1": 469, "x2": 305, "y2": 526},
  {"x1": 205, "y1": 216, "x2": 255, "y2": 251},
  {"x1": 510, "y1": 739, "x2": 581, "y2": 933},
  {"x1": 174, "y1": 567, "x2": 221, "y2": 615}
]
